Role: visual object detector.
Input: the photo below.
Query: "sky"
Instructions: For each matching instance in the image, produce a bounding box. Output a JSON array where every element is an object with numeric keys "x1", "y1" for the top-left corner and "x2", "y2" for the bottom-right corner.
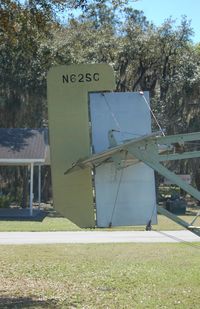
[{"x1": 133, "y1": 0, "x2": 200, "y2": 43}]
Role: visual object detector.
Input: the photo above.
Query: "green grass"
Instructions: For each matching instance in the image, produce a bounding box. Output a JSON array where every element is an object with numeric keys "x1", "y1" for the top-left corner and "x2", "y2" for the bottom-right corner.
[
  {"x1": 0, "y1": 217, "x2": 81, "y2": 232},
  {"x1": 0, "y1": 213, "x2": 199, "y2": 232},
  {"x1": 0, "y1": 243, "x2": 200, "y2": 308}
]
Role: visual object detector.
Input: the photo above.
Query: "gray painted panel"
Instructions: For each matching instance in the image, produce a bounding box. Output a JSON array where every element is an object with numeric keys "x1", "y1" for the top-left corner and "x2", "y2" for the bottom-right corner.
[
  {"x1": 95, "y1": 163, "x2": 157, "y2": 226},
  {"x1": 89, "y1": 92, "x2": 157, "y2": 227},
  {"x1": 90, "y1": 92, "x2": 151, "y2": 153}
]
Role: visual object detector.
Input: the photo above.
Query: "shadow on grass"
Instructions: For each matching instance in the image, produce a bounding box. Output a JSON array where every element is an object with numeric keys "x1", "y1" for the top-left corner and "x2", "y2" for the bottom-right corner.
[
  {"x1": 0, "y1": 297, "x2": 59, "y2": 309},
  {"x1": 0, "y1": 209, "x2": 47, "y2": 222}
]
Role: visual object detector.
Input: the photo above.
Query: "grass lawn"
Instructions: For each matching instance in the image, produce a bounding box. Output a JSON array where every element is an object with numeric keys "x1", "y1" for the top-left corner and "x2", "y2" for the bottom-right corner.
[
  {"x1": 0, "y1": 243, "x2": 200, "y2": 308},
  {"x1": 0, "y1": 212, "x2": 199, "y2": 232},
  {"x1": 0, "y1": 208, "x2": 200, "y2": 308}
]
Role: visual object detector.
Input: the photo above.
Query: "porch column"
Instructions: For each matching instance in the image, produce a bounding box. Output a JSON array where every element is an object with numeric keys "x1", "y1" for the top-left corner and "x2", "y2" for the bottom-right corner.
[
  {"x1": 38, "y1": 164, "x2": 41, "y2": 209},
  {"x1": 29, "y1": 162, "x2": 34, "y2": 216}
]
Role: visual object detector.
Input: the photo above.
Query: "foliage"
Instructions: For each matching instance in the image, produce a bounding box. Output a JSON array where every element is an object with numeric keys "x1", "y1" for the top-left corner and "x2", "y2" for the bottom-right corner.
[
  {"x1": 1, "y1": 1, "x2": 199, "y2": 129},
  {"x1": 0, "y1": 194, "x2": 13, "y2": 208},
  {"x1": 0, "y1": 0, "x2": 51, "y2": 126}
]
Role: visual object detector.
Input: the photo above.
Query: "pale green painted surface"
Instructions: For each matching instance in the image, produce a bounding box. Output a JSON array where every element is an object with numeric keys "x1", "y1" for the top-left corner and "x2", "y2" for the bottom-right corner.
[{"x1": 47, "y1": 64, "x2": 115, "y2": 227}]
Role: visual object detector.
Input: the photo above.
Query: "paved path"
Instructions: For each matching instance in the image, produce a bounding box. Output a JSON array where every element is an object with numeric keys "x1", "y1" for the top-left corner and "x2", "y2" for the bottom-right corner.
[{"x1": 0, "y1": 230, "x2": 200, "y2": 244}]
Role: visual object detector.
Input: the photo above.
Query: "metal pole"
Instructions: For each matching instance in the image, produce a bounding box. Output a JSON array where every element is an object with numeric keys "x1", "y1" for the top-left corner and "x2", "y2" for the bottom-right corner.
[
  {"x1": 29, "y1": 163, "x2": 34, "y2": 216},
  {"x1": 158, "y1": 205, "x2": 200, "y2": 238},
  {"x1": 38, "y1": 165, "x2": 41, "y2": 209}
]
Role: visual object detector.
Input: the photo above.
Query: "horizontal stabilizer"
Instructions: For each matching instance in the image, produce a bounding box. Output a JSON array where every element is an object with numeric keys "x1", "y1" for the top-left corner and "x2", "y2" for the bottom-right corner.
[{"x1": 64, "y1": 131, "x2": 162, "y2": 174}]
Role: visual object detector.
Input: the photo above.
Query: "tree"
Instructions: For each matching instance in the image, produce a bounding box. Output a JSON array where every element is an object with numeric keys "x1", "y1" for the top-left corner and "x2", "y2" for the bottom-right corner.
[
  {"x1": 1, "y1": 0, "x2": 200, "y2": 201},
  {"x1": 0, "y1": 0, "x2": 61, "y2": 127}
]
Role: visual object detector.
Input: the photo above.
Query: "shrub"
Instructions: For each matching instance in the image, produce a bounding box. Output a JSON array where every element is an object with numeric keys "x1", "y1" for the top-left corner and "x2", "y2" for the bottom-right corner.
[{"x1": 0, "y1": 195, "x2": 12, "y2": 208}]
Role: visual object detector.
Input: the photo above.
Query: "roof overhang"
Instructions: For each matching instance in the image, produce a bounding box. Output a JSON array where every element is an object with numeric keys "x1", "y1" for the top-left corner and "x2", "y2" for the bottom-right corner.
[{"x1": 0, "y1": 159, "x2": 45, "y2": 166}]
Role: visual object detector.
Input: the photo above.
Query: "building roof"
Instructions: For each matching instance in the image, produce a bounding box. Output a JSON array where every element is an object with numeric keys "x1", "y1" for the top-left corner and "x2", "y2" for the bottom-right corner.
[{"x1": 0, "y1": 128, "x2": 50, "y2": 165}]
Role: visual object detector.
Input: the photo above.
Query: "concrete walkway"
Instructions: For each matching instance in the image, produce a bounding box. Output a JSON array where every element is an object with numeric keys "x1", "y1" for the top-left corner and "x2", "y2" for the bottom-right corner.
[{"x1": 0, "y1": 230, "x2": 200, "y2": 245}]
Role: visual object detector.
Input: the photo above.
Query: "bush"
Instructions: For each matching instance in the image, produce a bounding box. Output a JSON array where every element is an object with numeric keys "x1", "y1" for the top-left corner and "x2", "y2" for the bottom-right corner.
[{"x1": 0, "y1": 195, "x2": 12, "y2": 208}]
